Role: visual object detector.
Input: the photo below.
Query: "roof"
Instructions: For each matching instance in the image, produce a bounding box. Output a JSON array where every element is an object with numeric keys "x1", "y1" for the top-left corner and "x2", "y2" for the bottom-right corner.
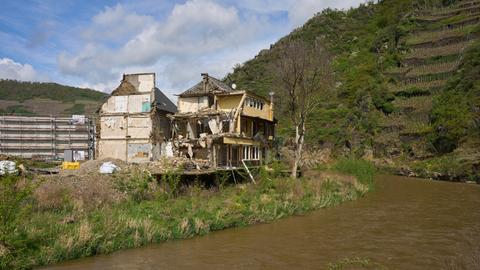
[
  {"x1": 178, "y1": 74, "x2": 234, "y2": 97},
  {"x1": 154, "y1": 88, "x2": 177, "y2": 113}
]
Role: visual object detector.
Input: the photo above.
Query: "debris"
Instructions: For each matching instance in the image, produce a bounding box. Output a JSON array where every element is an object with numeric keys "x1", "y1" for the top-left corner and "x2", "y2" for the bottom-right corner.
[
  {"x1": 199, "y1": 138, "x2": 207, "y2": 148},
  {"x1": 187, "y1": 122, "x2": 195, "y2": 139},
  {"x1": 99, "y1": 162, "x2": 120, "y2": 174},
  {"x1": 17, "y1": 164, "x2": 27, "y2": 174},
  {"x1": 111, "y1": 79, "x2": 137, "y2": 96},
  {"x1": 165, "y1": 142, "x2": 174, "y2": 157},
  {"x1": 0, "y1": 160, "x2": 17, "y2": 175},
  {"x1": 187, "y1": 144, "x2": 194, "y2": 158},
  {"x1": 208, "y1": 119, "x2": 220, "y2": 134}
]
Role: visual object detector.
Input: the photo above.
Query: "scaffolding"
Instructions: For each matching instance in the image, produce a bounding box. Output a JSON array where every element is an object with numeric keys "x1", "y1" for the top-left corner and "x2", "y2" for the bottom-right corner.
[{"x1": 0, "y1": 115, "x2": 95, "y2": 160}]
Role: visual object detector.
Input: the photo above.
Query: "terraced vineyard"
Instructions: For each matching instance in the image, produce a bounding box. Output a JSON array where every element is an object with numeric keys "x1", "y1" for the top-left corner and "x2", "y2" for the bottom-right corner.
[{"x1": 378, "y1": 0, "x2": 480, "y2": 159}]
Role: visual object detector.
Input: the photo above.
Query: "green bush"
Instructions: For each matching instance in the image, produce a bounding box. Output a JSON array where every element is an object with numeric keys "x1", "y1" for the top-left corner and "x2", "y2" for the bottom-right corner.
[
  {"x1": 395, "y1": 87, "x2": 431, "y2": 97},
  {"x1": 333, "y1": 158, "x2": 376, "y2": 188},
  {"x1": 114, "y1": 170, "x2": 158, "y2": 202},
  {"x1": 430, "y1": 41, "x2": 480, "y2": 153},
  {"x1": 0, "y1": 175, "x2": 35, "y2": 269}
]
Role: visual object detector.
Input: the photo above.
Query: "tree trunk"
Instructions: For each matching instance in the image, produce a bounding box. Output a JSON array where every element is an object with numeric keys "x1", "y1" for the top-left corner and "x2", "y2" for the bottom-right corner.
[{"x1": 291, "y1": 121, "x2": 305, "y2": 179}]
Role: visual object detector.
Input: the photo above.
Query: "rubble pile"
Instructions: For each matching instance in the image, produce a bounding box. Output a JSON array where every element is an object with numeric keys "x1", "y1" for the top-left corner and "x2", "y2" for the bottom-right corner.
[{"x1": 134, "y1": 156, "x2": 213, "y2": 174}]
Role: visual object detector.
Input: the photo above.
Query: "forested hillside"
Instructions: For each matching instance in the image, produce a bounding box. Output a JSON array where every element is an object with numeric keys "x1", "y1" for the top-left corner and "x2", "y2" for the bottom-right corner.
[
  {"x1": 0, "y1": 80, "x2": 107, "y2": 115},
  {"x1": 225, "y1": 0, "x2": 480, "y2": 180}
]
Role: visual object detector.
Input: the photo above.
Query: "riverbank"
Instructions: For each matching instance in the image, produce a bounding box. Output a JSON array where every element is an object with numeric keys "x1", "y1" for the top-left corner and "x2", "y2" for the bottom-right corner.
[
  {"x1": 374, "y1": 154, "x2": 480, "y2": 184},
  {"x1": 0, "y1": 159, "x2": 375, "y2": 269},
  {"x1": 41, "y1": 175, "x2": 480, "y2": 270}
]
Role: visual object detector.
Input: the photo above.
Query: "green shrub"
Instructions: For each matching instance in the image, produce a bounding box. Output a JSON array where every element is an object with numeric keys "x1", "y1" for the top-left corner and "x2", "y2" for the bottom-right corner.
[
  {"x1": 0, "y1": 175, "x2": 35, "y2": 269},
  {"x1": 430, "y1": 41, "x2": 480, "y2": 153},
  {"x1": 395, "y1": 87, "x2": 431, "y2": 97},
  {"x1": 333, "y1": 158, "x2": 376, "y2": 188},
  {"x1": 114, "y1": 170, "x2": 158, "y2": 202}
]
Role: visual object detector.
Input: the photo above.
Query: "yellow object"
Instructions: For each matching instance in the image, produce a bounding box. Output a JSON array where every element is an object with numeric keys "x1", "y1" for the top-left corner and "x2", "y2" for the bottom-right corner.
[
  {"x1": 223, "y1": 136, "x2": 261, "y2": 146},
  {"x1": 62, "y1": 162, "x2": 80, "y2": 170}
]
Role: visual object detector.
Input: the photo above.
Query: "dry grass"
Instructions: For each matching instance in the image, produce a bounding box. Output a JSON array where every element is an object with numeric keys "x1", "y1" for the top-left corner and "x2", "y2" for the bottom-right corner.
[
  {"x1": 406, "y1": 41, "x2": 474, "y2": 59},
  {"x1": 388, "y1": 60, "x2": 460, "y2": 77},
  {"x1": 432, "y1": 3, "x2": 480, "y2": 16},
  {"x1": 406, "y1": 24, "x2": 479, "y2": 45},
  {"x1": 406, "y1": 60, "x2": 460, "y2": 77},
  {"x1": 416, "y1": 5, "x2": 480, "y2": 21},
  {"x1": 378, "y1": 112, "x2": 431, "y2": 134},
  {"x1": 393, "y1": 96, "x2": 433, "y2": 114},
  {"x1": 34, "y1": 173, "x2": 128, "y2": 212},
  {"x1": 34, "y1": 181, "x2": 72, "y2": 210},
  {"x1": 389, "y1": 79, "x2": 448, "y2": 93}
]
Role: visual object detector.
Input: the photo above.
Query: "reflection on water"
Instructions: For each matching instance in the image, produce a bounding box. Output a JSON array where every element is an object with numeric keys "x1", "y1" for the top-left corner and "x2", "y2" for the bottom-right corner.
[{"x1": 43, "y1": 176, "x2": 480, "y2": 270}]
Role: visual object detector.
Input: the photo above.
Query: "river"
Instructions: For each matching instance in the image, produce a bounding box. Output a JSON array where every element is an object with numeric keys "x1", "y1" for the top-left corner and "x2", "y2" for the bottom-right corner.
[{"x1": 43, "y1": 175, "x2": 480, "y2": 269}]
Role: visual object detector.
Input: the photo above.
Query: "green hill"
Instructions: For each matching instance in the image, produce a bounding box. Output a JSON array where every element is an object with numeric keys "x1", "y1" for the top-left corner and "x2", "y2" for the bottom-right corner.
[
  {"x1": 225, "y1": 0, "x2": 480, "y2": 180},
  {"x1": 0, "y1": 80, "x2": 107, "y2": 116}
]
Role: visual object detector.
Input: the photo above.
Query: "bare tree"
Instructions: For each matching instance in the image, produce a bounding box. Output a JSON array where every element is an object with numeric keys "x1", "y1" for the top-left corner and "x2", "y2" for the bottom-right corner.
[{"x1": 273, "y1": 39, "x2": 333, "y2": 178}]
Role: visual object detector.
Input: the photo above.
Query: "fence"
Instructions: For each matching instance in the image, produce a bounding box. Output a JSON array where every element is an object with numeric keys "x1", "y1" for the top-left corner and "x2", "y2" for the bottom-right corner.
[{"x1": 0, "y1": 115, "x2": 95, "y2": 160}]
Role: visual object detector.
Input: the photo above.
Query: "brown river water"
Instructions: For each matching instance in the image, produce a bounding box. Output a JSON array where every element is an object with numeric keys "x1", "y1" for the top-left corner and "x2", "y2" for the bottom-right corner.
[{"x1": 43, "y1": 176, "x2": 480, "y2": 270}]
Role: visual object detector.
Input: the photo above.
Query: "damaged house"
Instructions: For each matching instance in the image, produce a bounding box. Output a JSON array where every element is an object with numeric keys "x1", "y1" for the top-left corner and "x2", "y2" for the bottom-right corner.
[
  {"x1": 98, "y1": 73, "x2": 176, "y2": 163},
  {"x1": 170, "y1": 73, "x2": 275, "y2": 168}
]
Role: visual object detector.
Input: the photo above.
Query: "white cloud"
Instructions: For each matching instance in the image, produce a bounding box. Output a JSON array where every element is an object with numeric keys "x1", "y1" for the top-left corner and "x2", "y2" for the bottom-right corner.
[
  {"x1": 58, "y1": 0, "x2": 263, "y2": 92},
  {"x1": 57, "y1": 0, "x2": 366, "y2": 93},
  {"x1": 82, "y1": 4, "x2": 154, "y2": 43},
  {"x1": 0, "y1": 58, "x2": 44, "y2": 81}
]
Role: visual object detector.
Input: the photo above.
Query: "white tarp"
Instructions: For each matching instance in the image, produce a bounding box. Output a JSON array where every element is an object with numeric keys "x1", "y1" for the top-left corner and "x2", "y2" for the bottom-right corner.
[
  {"x1": 0, "y1": 160, "x2": 17, "y2": 175},
  {"x1": 99, "y1": 162, "x2": 120, "y2": 174}
]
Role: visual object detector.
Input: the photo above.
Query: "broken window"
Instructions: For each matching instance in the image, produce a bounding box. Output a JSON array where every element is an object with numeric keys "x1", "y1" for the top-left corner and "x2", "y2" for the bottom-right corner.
[
  {"x1": 231, "y1": 146, "x2": 239, "y2": 166},
  {"x1": 246, "y1": 97, "x2": 265, "y2": 110},
  {"x1": 196, "y1": 119, "x2": 210, "y2": 136},
  {"x1": 222, "y1": 120, "x2": 230, "y2": 133}
]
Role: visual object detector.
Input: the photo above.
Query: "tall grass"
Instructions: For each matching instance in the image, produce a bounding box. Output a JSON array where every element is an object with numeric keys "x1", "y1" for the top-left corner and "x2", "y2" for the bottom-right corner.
[
  {"x1": 333, "y1": 158, "x2": 376, "y2": 189},
  {"x1": 1, "y1": 170, "x2": 370, "y2": 269}
]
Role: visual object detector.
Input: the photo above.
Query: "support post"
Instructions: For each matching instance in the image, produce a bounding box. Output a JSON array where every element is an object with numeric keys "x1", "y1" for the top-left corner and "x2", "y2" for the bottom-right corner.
[{"x1": 242, "y1": 159, "x2": 256, "y2": 184}]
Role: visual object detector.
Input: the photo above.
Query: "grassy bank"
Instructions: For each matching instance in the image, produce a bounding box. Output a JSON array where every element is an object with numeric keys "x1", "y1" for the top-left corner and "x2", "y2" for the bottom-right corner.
[{"x1": 1, "y1": 160, "x2": 375, "y2": 269}]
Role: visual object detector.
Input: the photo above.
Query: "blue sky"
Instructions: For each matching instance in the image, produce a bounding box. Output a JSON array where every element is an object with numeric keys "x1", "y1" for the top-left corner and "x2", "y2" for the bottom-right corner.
[{"x1": 0, "y1": 0, "x2": 365, "y2": 99}]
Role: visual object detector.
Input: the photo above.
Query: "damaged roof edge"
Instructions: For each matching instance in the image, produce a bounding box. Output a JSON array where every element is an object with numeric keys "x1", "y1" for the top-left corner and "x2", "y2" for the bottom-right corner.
[
  {"x1": 217, "y1": 90, "x2": 271, "y2": 102},
  {"x1": 178, "y1": 74, "x2": 234, "y2": 97},
  {"x1": 154, "y1": 88, "x2": 177, "y2": 113}
]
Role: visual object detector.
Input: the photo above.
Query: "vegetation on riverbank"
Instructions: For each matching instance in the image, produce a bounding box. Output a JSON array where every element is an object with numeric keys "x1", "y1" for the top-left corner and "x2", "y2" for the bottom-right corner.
[{"x1": 0, "y1": 159, "x2": 375, "y2": 269}]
